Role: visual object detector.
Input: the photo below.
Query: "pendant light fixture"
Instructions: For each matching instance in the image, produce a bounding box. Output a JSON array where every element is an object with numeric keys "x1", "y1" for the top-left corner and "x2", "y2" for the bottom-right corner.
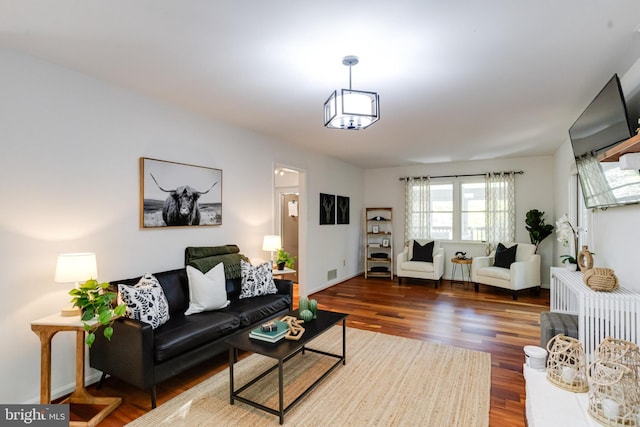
[{"x1": 324, "y1": 55, "x2": 380, "y2": 130}]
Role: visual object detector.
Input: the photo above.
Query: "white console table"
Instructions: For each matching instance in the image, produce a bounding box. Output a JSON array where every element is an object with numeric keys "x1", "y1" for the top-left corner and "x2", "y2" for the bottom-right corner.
[{"x1": 550, "y1": 267, "x2": 640, "y2": 362}]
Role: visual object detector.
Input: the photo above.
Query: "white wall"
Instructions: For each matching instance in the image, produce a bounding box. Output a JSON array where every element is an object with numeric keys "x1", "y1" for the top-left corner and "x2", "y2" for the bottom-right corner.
[
  {"x1": 0, "y1": 48, "x2": 363, "y2": 404},
  {"x1": 364, "y1": 156, "x2": 555, "y2": 285},
  {"x1": 553, "y1": 56, "x2": 640, "y2": 291}
]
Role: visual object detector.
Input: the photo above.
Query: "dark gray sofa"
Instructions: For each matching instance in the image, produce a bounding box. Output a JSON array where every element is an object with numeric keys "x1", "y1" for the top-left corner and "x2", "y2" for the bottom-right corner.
[{"x1": 89, "y1": 246, "x2": 293, "y2": 408}]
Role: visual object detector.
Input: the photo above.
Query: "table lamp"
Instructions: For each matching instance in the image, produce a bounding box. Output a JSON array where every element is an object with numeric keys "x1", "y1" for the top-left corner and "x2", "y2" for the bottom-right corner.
[
  {"x1": 54, "y1": 252, "x2": 98, "y2": 316},
  {"x1": 262, "y1": 235, "x2": 281, "y2": 267}
]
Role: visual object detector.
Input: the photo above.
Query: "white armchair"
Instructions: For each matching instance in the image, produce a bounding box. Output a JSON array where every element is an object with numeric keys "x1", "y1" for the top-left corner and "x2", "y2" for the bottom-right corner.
[
  {"x1": 471, "y1": 242, "x2": 541, "y2": 300},
  {"x1": 396, "y1": 240, "x2": 445, "y2": 287}
]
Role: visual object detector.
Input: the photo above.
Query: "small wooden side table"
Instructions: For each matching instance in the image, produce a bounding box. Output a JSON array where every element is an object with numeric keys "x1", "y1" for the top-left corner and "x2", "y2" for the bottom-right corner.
[
  {"x1": 273, "y1": 267, "x2": 296, "y2": 280},
  {"x1": 450, "y1": 257, "x2": 473, "y2": 289},
  {"x1": 31, "y1": 313, "x2": 121, "y2": 427}
]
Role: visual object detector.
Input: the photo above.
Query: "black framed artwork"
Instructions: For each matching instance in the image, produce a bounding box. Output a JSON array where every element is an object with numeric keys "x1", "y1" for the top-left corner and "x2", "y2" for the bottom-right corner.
[
  {"x1": 319, "y1": 193, "x2": 335, "y2": 225},
  {"x1": 337, "y1": 195, "x2": 350, "y2": 224},
  {"x1": 140, "y1": 157, "x2": 222, "y2": 228}
]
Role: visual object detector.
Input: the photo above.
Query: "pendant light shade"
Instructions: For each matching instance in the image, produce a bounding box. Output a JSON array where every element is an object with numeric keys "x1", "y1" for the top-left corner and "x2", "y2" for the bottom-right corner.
[{"x1": 324, "y1": 56, "x2": 380, "y2": 130}]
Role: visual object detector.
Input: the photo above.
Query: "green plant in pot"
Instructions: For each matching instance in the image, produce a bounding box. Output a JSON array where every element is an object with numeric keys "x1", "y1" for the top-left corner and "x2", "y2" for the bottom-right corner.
[
  {"x1": 276, "y1": 249, "x2": 296, "y2": 270},
  {"x1": 525, "y1": 209, "x2": 554, "y2": 253},
  {"x1": 69, "y1": 279, "x2": 127, "y2": 347}
]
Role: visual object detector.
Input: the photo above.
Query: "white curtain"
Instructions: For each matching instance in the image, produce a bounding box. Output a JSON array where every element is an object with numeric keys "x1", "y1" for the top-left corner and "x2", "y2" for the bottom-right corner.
[
  {"x1": 404, "y1": 177, "x2": 430, "y2": 244},
  {"x1": 485, "y1": 172, "x2": 515, "y2": 251}
]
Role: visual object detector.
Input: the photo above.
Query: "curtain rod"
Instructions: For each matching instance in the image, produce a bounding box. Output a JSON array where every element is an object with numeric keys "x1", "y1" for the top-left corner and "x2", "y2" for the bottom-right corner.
[{"x1": 398, "y1": 170, "x2": 524, "y2": 181}]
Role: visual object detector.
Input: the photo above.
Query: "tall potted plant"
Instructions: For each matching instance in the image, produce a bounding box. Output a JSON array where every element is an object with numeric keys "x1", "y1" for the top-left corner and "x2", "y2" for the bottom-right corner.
[{"x1": 525, "y1": 209, "x2": 554, "y2": 253}]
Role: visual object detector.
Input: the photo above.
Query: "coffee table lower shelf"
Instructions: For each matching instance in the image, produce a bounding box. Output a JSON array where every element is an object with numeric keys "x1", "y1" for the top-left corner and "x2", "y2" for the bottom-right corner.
[{"x1": 226, "y1": 310, "x2": 347, "y2": 425}]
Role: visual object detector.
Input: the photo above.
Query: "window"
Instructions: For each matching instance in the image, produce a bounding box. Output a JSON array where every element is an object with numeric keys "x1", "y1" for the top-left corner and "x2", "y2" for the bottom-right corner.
[
  {"x1": 461, "y1": 182, "x2": 486, "y2": 241},
  {"x1": 405, "y1": 178, "x2": 487, "y2": 242},
  {"x1": 430, "y1": 184, "x2": 453, "y2": 239}
]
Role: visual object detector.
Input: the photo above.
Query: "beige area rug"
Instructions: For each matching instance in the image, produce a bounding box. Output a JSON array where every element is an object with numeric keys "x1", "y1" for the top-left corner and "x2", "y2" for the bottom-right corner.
[{"x1": 127, "y1": 326, "x2": 490, "y2": 426}]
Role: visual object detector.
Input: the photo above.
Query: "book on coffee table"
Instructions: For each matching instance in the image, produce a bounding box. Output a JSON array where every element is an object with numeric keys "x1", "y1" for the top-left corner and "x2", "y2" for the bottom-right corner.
[{"x1": 249, "y1": 320, "x2": 289, "y2": 343}]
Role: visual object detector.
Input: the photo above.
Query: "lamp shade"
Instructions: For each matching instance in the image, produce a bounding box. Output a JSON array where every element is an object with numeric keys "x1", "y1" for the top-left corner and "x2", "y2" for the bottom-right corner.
[
  {"x1": 54, "y1": 253, "x2": 98, "y2": 283},
  {"x1": 324, "y1": 89, "x2": 380, "y2": 130},
  {"x1": 262, "y1": 235, "x2": 282, "y2": 252}
]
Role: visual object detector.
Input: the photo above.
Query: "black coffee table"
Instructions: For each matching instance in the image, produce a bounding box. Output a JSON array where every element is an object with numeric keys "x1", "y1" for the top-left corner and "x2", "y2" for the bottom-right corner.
[{"x1": 225, "y1": 309, "x2": 348, "y2": 424}]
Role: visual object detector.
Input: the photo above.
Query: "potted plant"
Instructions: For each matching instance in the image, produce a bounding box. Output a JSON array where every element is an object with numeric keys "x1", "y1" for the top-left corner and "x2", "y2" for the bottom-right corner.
[
  {"x1": 276, "y1": 249, "x2": 296, "y2": 270},
  {"x1": 525, "y1": 209, "x2": 554, "y2": 253},
  {"x1": 556, "y1": 214, "x2": 580, "y2": 270},
  {"x1": 69, "y1": 279, "x2": 127, "y2": 347}
]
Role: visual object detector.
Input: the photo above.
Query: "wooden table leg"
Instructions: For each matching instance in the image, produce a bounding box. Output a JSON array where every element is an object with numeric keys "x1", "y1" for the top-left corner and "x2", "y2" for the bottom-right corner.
[{"x1": 35, "y1": 328, "x2": 57, "y2": 404}]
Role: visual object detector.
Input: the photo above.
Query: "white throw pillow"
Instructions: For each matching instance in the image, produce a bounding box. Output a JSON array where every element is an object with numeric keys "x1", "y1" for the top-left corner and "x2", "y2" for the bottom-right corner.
[
  {"x1": 185, "y1": 263, "x2": 230, "y2": 315},
  {"x1": 117, "y1": 273, "x2": 170, "y2": 329},
  {"x1": 239, "y1": 259, "x2": 278, "y2": 299}
]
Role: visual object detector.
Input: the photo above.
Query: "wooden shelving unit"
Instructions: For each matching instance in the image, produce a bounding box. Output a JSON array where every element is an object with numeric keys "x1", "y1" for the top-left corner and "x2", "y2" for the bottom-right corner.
[
  {"x1": 364, "y1": 207, "x2": 393, "y2": 279},
  {"x1": 598, "y1": 133, "x2": 640, "y2": 162}
]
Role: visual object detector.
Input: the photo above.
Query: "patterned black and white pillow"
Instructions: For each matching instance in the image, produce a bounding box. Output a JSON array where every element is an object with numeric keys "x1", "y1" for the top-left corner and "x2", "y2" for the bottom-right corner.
[
  {"x1": 239, "y1": 260, "x2": 278, "y2": 299},
  {"x1": 118, "y1": 273, "x2": 170, "y2": 328}
]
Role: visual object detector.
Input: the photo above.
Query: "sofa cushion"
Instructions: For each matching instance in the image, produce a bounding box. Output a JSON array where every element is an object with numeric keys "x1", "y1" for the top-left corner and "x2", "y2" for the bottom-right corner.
[
  {"x1": 184, "y1": 264, "x2": 230, "y2": 315},
  {"x1": 113, "y1": 269, "x2": 189, "y2": 317},
  {"x1": 477, "y1": 266, "x2": 511, "y2": 280},
  {"x1": 153, "y1": 269, "x2": 190, "y2": 315},
  {"x1": 400, "y1": 261, "x2": 435, "y2": 273},
  {"x1": 152, "y1": 311, "x2": 240, "y2": 363},
  {"x1": 494, "y1": 243, "x2": 517, "y2": 269},
  {"x1": 239, "y1": 260, "x2": 277, "y2": 299},
  {"x1": 411, "y1": 240, "x2": 434, "y2": 262},
  {"x1": 225, "y1": 294, "x2": 292, "y2": 327},
  {"x1": 117, "y1": 274, "x2": 170, "y2": 329}
]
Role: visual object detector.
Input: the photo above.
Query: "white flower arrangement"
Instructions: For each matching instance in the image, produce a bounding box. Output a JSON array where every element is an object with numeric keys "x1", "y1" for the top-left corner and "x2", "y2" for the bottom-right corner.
[{"x1": 555, "y1": 214, "x2": 579, "y2": 264}]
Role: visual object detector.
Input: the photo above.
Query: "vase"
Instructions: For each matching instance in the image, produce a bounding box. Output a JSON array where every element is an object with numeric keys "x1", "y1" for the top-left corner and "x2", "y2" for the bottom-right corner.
[
  {"x1": 277, "y1": 262, "x2": 285, "y2": 270},
  {"x1": 577, "y1": 245, "x2": 593, "y2": 272},
  {"x1": 565, "y1": 263, "x2": 577, "y2": 272}
]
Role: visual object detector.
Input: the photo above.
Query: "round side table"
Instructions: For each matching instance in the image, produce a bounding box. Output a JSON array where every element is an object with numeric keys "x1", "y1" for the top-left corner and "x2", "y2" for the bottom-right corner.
[{"x1": 450, "y1": 257, "x2": 473, "y2": 289}]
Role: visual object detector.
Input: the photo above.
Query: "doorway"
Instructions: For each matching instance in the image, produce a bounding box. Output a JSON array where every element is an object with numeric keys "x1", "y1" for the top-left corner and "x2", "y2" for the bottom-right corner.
[
  {"x1": 281, "y1": 193, "x2": 299, "y2": 279},
  {"x1": 274, "y1": 166, "x2": 300, "y2": 284}
]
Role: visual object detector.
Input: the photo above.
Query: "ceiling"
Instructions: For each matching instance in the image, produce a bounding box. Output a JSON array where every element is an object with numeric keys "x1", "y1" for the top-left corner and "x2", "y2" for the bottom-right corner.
[{"x1": 2, "y1": 1, "x2": 640, "y2": 169}]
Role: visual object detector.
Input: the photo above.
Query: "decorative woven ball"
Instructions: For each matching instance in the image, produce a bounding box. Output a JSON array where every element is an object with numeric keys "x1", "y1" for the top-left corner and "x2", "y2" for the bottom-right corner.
[
  {"x1": 583, "y1": 268, "x2": 619, "y2": 292},
  {"x1": 309, "y1": 299, "x2": 318, "y2": 318},
  {"x1": 299, "y1": 297, "x2": 310, "y2": 311},
  {"x1": 299, "y1": 309, "x2": 313, "y2": 322}
]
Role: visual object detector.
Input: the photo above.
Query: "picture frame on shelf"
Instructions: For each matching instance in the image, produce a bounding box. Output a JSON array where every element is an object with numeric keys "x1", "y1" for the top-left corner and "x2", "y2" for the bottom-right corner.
[
  {"x1": 382, "y1": 238, "x2": 390, "y2": 247},
  {"x1": 372, "y1": 225, "x2": 380, "y2": 234}
]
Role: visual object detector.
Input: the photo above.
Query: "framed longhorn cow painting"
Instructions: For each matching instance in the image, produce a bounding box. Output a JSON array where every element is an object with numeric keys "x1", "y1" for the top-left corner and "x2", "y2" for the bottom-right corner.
[{"x1": 140, "y1": 157, "x2": 222, "y2": 228}]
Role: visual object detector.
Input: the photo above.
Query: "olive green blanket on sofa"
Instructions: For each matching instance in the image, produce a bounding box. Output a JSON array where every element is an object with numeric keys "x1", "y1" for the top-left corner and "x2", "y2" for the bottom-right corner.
[{"x1": 184, "y1": 245, "x2": 250, "y2": 279}]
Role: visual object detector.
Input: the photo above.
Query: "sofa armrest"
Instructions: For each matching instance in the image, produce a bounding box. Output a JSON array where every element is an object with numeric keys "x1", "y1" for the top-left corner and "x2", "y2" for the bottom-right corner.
[
  {"x1": 471, "y1": 255, "x2": 494, "y2": 281},
  {"x1": 89, "y1": 318, "x2": 155, "y2": 390},
  {"x1": 509, "y1": 254, "x2": 541, "y2": 290},
  {"x1": 274, "y1": 278, "x2": 294, "y2": 310},
  {"x1": 433, "y1": 248, "x2": 445, "y2": 279},
  {"x1": 397, "y1": 246, "x2": 409, "y2": 265}
]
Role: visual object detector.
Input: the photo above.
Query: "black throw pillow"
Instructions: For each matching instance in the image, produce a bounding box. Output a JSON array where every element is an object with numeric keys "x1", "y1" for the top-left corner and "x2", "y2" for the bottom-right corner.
[
  {"x1": 411, "y1": 240, "x2": 434, "y2": 262},
  {"x1": 493, "y1": 243, "x2": 517, "y2": 268}
]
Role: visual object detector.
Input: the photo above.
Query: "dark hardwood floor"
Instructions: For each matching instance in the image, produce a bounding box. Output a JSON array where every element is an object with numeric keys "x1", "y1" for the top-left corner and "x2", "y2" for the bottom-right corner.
[{"x1": 77, "y1": 275, "x2": 549, "y2": 426}]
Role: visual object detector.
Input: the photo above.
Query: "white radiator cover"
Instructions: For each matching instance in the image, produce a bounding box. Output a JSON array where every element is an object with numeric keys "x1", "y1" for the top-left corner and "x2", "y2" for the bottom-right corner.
[{"x1": 550, "y1": 267, "x2": 640, "y2": 362}]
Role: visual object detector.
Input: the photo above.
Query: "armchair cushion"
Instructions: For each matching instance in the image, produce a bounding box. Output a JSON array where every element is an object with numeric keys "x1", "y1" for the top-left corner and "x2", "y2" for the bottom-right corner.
[
  {"x1": 401, "y1": 261, "x2": 435, "y2": 273},
  {"x1": 411, "y1": 240, "x2": 434, "y2": 262},
  {"x1": 494, "y1": 243, "x2": 517, "y2": 269}
]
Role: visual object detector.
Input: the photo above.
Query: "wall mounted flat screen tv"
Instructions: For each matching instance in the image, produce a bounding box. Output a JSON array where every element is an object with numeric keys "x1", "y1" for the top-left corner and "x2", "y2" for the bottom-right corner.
[{"x1": 569, "y1": 74, "x2": 640, "y2": 209}]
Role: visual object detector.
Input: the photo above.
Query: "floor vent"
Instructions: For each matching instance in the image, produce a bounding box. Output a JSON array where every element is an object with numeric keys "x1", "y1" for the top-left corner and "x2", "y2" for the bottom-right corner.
[{"x1": 327, "y1": 269, "x2": 337, "y2": 281}]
